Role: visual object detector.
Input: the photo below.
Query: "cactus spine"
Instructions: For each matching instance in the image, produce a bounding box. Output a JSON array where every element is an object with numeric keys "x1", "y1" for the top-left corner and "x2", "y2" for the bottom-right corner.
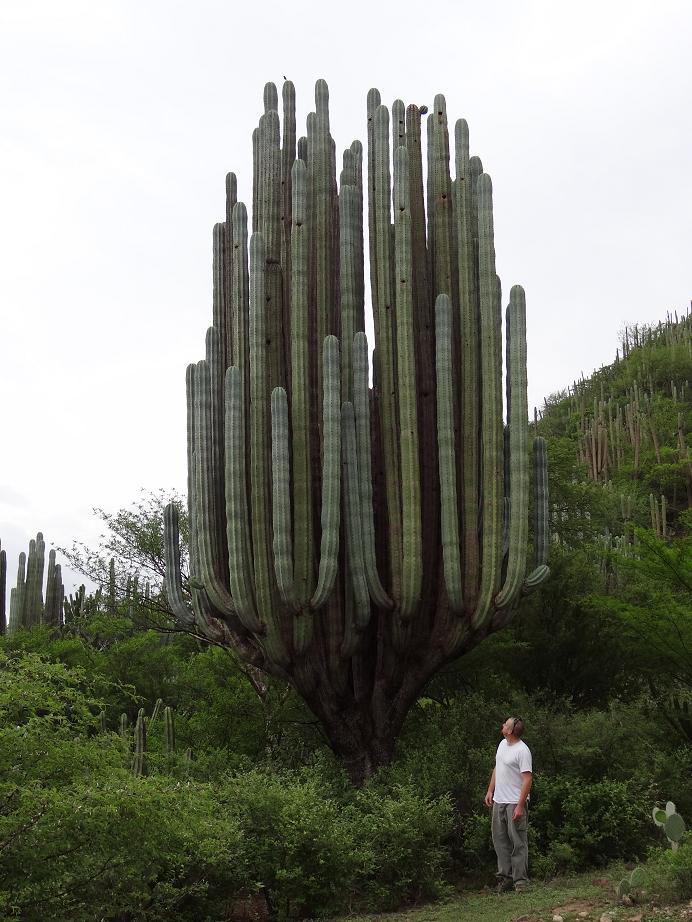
[{"x1": 164, "y1": 81, "x2": 549, "y2": 783}]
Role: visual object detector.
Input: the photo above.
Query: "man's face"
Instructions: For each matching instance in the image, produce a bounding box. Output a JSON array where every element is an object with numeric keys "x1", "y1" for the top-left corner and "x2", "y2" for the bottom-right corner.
[{"x1": 501, "y1": 718, "x2": 515, "y2": 738}]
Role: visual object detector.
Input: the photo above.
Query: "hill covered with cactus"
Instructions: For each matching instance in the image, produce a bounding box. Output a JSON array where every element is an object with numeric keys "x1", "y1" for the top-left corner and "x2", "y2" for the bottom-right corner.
[{"x1": 536, "y1": 306, "x2": 692, "y2": 546}]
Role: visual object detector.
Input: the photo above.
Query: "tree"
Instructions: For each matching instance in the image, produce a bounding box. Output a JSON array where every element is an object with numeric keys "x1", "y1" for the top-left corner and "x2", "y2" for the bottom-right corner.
[{"x1": 57, "y1": 488, "x2": 186, "y2": 602}]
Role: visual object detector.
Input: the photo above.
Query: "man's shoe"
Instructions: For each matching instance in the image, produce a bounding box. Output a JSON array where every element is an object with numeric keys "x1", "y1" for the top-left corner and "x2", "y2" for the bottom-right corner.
[
  {"x1": 496, "y1": 878, "x2": 514, "y2": 893},
  {"x1": 514, "y1": 881, "x2": 529, "y2": 893}
]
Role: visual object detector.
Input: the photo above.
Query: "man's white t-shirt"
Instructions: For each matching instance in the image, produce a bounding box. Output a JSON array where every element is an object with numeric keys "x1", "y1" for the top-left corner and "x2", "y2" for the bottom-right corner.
[{"x1": 493, "y1": 738, "x2": 532, "y2": 803}]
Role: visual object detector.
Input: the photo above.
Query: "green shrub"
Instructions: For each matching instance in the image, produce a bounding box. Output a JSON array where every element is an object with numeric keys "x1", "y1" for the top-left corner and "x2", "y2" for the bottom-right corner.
[
  {"x1": 349, "y1": 782, "x2": 454, "y2": 908},
  {"x1": 0, "y1": 776, "x2": 249, "y2": 922},
  {"x1": 460, "y1": 811, "x2": 495, "y2": 870},
  {"x1": 218, "y1": 770, "x2": 358, "y2": 920},
  {"x1": 530, "y1": 777, "x2": 652, "y2": 867},
  {"x1": 649, "y1": 833, "x2": 692, "y2": 899},
  {"x1": 0, "y1": 652, "x2": 249, "y2": 921}
]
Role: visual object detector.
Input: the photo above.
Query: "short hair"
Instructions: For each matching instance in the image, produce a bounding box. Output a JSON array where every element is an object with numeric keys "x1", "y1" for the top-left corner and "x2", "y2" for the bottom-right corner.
[{"x1": 511, "y1": 717, "x2": 525, "y2": 738}]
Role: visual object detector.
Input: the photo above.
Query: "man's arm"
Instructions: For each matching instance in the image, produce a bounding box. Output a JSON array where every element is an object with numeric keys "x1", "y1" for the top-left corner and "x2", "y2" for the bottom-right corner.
[
  {"x1": 512, "y1": 772, "x2": 533, "y2": 820},
  {"x1": 484, "y1": 768, "x2": 496, "y2": 807}
]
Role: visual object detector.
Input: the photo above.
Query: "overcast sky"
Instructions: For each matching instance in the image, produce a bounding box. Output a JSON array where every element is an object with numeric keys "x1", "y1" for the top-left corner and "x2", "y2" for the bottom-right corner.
[{"x1": 1, "y1": 0, "x2": 690, "y2": 598}]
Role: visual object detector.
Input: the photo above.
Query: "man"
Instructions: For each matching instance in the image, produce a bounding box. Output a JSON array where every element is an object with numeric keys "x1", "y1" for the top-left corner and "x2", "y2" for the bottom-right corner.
[{"x1": 484, "y1": 716, "x2": 533, "y2": 893}]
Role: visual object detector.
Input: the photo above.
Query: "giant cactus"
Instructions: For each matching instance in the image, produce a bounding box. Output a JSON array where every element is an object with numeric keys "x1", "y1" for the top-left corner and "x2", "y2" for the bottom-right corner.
[
  {"x1": 5, "y1": 532, "x2": 64, "y2": 634},
  {"x1": 164, "y1": 81, "x2": 550, "y2": 783}
]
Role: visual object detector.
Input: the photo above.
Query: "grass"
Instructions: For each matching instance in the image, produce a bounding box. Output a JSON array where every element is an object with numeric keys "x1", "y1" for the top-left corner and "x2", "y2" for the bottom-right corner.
[{"x1": 338, "y1": 867, "x2": 689, "y2": 922}]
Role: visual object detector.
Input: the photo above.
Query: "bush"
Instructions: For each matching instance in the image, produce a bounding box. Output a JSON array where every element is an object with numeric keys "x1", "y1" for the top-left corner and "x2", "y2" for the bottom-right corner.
[
  {"x1": 529, "y1": 777, "x2": 653, "y2": 868},
  {"x1": 0, "y1": 652, "x2": 250, "y2": 921},
  {"x1": 649, "y1": 833, "x2": 692, "y2": 899},
  {"x1": 459, "y1": 811, "x2": 495, "y2": 870},
  {"x1": 0, "y1": 776, "x2": 249, "y2": 922},
  {"x1": 349, "y1": 782, "x2": 454, "y2": 908},
  {"x1": 218, "y1": 770, "x2": 358, "y2": 920}
]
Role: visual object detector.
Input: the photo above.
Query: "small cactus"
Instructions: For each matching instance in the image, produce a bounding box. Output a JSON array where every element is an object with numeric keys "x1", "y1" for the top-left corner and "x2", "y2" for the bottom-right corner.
[{"x1": 617, "y1": 866, "x2": 645, "y2": 899}]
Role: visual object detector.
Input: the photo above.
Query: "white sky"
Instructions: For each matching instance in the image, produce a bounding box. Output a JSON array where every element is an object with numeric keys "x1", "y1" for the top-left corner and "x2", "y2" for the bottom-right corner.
[{"x1": 1, "y1": 0, "x2": 690, "y2": 597}]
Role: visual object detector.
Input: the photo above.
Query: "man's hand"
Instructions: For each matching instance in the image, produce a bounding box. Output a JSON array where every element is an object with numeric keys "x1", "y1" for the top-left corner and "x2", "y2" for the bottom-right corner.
[
  {"x1": 512, "y1": 803, "x2": 524, "y2": 821},
  {"x1": 484, "y1": 790, "x2": 494, "y2": 808}
]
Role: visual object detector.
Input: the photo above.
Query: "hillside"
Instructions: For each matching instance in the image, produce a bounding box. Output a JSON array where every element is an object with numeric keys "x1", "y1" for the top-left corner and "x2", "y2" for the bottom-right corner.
[{"x1": 536, "y1": 307, "x2": 692, "y2": 543}]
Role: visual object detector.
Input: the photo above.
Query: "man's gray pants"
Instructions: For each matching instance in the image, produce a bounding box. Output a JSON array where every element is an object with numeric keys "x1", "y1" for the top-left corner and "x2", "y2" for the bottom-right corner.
[{"x1": 491, "y1": 802, "x2": 529, "y2": 886}]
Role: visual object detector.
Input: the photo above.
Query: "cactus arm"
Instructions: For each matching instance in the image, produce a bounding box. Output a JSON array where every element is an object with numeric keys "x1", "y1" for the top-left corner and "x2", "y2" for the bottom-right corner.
[
  {"x1": 392, "y1": 98, "x2": 405, "y2": 149},
  {"x1": 373, "y1": 103, "x2": 403, "y2": 604},
  {"x1": 454, "y1": 120, "x2": 480, "y2": 608},
  {"x1": 8, "y1": 587, "x2": 19, "y2": 636},
  {"x1": 224, "y1": 366, "x2": 264, "y2": 633},
  {"x1": 434, "y1": 294, "x2": 463, "y2": 612},
  {"x1": 206, "y1": 325, "x2": 229, "y2": 585},
  {"x1": 393, "y1": 145, "x2": 422, "y2": 619},
  {"x1": 406, "y1": 103, "x2": 437, "y2": 607},
  {"x1": 271, "y1": 386, "x2": 298, "y2": 607},
  {"x1": 523, "y1": 437, "x2": 551, "y2": 593},
  {"x1": 350, "y1": 139, "x2": 365, "y2": 333},
  {"x1": 249, "y1": 231, "x2": 271, "y2": 616},
  {"x1": 496, "y1": 286, "x2": 530, "y2": 609},
  {"x1": 352, "y1": 333, "x2": 394, "y2": 609},
  {"x1": 258, "y1": 108, "x2": 284, "y2": 389},
  {"x1": 185, "y1": 361, "x2": 206, "y2": 612},
  {"x1": 13, "y1": 551, "x2": 27, "y2": 633},
  {"x1": 290, "y1": 159, "x2": 314, "y2": 620},
  {"x1": 43, "y1": 548, "x2": 62, "y2": 627},
  {"x1": 193, "y1": 359, "x2": 237, "y2": 618},
  {"x1": 212, "y1": 222, "x2": 227, "y2": 370},
  {"x1": 43, "y1": 548, "x2": 55, "y2": 627},
  {"x1": 430, "y1": 95, "x2": 456, "y2": 307},
  {"x1": 312, "y1": 81, "x2": 335, "y2": 399},
  {"x1": 223, "y1": 173, "x2": 237, "y2": 370},
  {"x1": 340, "y1": 183, "x2": 358, "y2": 404},
  {"x1": 163, "y1": 503, "x2": 196, "y2": 627},
  {"x1": 341, "y1": 400, "x2": 371, "y2": 630},
  {"x1": 231, "y1": 203, "x2": 251, "y2": 432},
  {"x1": 252, "y1": 127, "x2": 259, "y2": 233},
  {"x1": 280, "y1": 80, "x2": 296, "y2": 379},
  {"x1": 472, "y1": 174, "x2": 504, "y2": 628},
  {"x1": 311, "y1": 335, "x2": 341, "y2": 609},
  {"x1": 366, "y1": 88, "x2": 381, "y2": 319}
]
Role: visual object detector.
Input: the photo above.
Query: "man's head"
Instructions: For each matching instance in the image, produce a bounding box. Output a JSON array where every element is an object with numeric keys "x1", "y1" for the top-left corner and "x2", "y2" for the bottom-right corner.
[{"x1": 501, "y1": 716, "x2": 525, "y2": 740}]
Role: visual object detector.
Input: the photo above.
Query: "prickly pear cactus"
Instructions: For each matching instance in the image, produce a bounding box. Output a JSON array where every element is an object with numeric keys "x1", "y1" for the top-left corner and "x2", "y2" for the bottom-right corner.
[{"x1": 653, "y1": 801, "x2": 687, "y2": 849}]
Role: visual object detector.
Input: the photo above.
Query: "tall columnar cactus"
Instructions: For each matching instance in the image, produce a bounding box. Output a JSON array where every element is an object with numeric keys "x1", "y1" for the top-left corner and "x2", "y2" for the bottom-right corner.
[
  {"x1": 164, "y1": 80, "x2": 550, "y2": 783},
  {"x1": 131, "y1": 707, "x2": 146, "y2": 777},
  {"x1": 0, "y1": 541, "x2": 6, "y2": 636},
  {"x1": 4, "y1": 533, "x2": 65, "y2": 634},
  {"x1": 164, "y1": 706, "x2": 176, "y2": 753}
]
